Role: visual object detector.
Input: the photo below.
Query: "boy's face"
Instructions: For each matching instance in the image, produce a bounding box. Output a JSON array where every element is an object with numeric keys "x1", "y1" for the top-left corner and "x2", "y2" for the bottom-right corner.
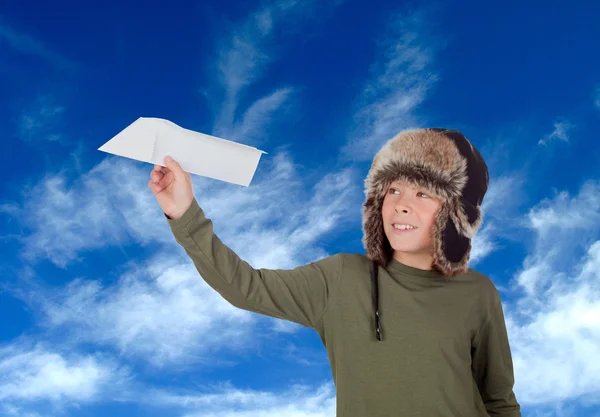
[{"x1": 381, "y1": 180, "x2": 443, "y2": 269}]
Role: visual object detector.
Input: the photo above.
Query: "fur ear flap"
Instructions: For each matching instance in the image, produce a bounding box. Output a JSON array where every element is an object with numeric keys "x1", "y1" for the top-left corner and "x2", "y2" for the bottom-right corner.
[
  {"x1": 450, "y1": 199, "x2": 483, "y2": 238},
  {"x1": 362, "y1": 194, "x2": 394, "y2": 266},
  {"x1": 442, "y1": 218, "x2": 471, "y2": 263},
  {"x1": 431, "y1": 200, "x2": 471, "y2": 278}
]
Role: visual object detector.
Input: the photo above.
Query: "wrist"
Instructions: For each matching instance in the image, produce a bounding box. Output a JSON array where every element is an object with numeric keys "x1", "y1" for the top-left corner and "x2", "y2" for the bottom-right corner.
[{"x1": 165, "y1": 199, "x2": 194, "y2": 221}]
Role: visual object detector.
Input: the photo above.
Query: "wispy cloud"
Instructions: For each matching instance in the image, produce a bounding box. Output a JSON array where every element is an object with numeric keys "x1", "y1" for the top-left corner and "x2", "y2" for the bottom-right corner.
[
  {"x1": 505, "y1": 180, "x2": 600, "y2": 404},
  {"x1": 210, "y1": 1, "x2": 340, "y2": 146},
  {"x1": 1, "y1": 405, "x2": 43, "y2": 417},
  {"x1": 470, "y1": 175, "x2": 527, "y2": 266},
  {"x1": 342, "y1": 9, "x2": 440, "y2": 161},
  {"x1": 0, "y1": 20, "x2": 71, "y2": 69},
  {"x1": 538, "y1": 120, "x2": 574, "y2": 146},
  {"x1": 13, "y1": 158, "x2": 166, "y2": 268},
  {"x1": 470, "y1": 224, "x2": 496, "y2": 265},
  {"x1": 594, "y1": 87, "x2": 600, "y2": 110},
  {"x1": 229, "y1": 87, "x2": 296, "y2": 144},
  {"x1": 18, "y1": 94, "x2": 66, "y2": 143}
]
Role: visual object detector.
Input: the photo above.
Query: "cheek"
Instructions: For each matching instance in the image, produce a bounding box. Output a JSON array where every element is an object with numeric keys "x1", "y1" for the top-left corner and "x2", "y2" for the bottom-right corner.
[
  {"x1": 381, "y1": 197, "x2": 393, "y2": 218},
  {"x1": 423, "y1": 207, "x2": 441, "y2": 230}
]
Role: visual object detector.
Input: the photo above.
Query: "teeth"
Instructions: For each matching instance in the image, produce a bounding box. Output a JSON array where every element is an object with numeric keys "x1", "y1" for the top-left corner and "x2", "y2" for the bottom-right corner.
[{"x1": 394, "y1": 224, "x2": 416, "y2": 230}]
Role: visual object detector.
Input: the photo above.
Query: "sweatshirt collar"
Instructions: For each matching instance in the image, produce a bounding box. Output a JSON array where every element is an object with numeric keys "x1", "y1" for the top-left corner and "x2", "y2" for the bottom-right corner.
[{"x1": 386, "y1": 257, "x2": 443, "y2": 279}]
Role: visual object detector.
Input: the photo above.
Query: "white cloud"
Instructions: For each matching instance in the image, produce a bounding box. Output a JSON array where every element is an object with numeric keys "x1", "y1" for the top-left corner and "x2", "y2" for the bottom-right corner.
[
  {"x1": 528, "y1": 183, "x2": 600, "y2": 234},
  {"x1": 272, "y1": 319, "x2": 303, "y2": 333},
  {"x1": 342, "y1": 9, "x2": 440, "y2": 161},
  {"x1": 8, "y1": 148, "x2": 359, "y2": 366},
  {"x1": 0, "y1": 336, "x2": 335, "y2": 416},
  {"x1": 27, "y1": 254, "x2": 255, "y2": 368},
  {"x1": 515, "y1": 182, "x2": 600, "y2": 298},
  {"x1": 504, "y1": 181, "x2": 600, "y2": 405},
  {"x1": 511, "y1": 241, "x2": 600, "y2": 404},
  {"x1": 538, "y1": 120, "x2": 574, "y2": 146},
  {"x1": 0, "y1": 341, "x2": 127, "y2": 414},
  {"x1": 146, "y1": 382, "x2": 336, "y2": 417},
  {"x1": 523, "y1": 182, "x2": 600, "y2": 286}
]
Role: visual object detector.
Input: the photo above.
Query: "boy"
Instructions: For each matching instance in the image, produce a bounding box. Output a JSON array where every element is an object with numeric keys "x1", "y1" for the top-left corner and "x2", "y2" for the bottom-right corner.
[{"x1": 149, "y1": 128, "x2": 521, "y2": 416}]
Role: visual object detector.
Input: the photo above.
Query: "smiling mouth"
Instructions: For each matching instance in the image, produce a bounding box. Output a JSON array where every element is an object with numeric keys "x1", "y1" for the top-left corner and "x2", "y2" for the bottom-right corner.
[{"x1": 392, "y1": 224, "x2": 417, "y2": 231}]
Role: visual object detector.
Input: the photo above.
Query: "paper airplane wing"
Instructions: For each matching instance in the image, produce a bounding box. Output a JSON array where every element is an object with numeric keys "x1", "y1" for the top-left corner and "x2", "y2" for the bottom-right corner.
[{"x1": 98, "y1": 117, "x2": 266, "y2": 187}]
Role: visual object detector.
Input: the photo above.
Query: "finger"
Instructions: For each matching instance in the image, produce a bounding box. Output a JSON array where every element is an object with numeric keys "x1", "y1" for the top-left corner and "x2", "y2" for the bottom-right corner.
[
  {"x1": 150, "y1": 170, "x2": 164, "y2": 183},
  {"x1": 148, "y1": 179, "x2": 162, "y2": 193},
  {"x1": 158, "y1": 170, "x2": 174, "y2": 188}
]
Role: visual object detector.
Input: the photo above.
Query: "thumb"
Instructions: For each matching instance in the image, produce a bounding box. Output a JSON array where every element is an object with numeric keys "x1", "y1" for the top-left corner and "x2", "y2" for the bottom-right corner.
[{"x1": 164, "y1": 156, "x2": 183, "y2": 178}]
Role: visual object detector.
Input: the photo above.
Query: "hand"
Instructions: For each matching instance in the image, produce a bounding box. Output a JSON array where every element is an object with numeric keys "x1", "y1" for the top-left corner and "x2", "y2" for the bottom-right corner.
[{"x1": 148, "y1": 156, "x2": 194, "y2": 220}]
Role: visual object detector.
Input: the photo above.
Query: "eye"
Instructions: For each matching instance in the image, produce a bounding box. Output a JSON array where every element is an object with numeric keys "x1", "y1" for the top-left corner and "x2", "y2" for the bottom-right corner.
[{"x1": 418, "y1": 192, "x2": 429, "y2": 198}]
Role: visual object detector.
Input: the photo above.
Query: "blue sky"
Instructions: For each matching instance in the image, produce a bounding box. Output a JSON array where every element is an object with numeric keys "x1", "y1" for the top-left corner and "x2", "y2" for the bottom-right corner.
[{"x1": 1, "y1": 0, "x2": 600, "y2": 416}]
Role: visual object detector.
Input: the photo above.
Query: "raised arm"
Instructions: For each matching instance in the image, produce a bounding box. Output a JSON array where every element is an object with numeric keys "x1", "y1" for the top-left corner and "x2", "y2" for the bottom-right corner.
[{"x1": 149, "y1": 156, "x2": 342, "y2": 329}]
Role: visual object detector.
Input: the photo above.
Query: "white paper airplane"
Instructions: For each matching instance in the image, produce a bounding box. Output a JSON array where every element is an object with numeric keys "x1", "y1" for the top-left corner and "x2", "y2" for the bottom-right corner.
[{"x1": 98, "y1": 117, "x2": 267, "y2": 187}]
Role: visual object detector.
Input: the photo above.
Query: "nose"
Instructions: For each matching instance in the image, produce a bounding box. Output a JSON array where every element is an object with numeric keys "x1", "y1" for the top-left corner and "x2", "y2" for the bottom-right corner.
[{"x1": 394, "y1": 197, "x2": 412, "y2": 214}]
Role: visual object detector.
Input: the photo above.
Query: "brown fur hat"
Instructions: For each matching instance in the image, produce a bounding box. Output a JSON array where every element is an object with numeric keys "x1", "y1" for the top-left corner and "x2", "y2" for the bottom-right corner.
[{"x1": 362, "y1": 128, "x2": 489, "y2": 278}]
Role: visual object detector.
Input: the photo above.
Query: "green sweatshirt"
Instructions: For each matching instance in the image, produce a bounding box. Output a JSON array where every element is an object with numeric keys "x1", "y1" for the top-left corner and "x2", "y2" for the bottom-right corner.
[{"x1": 166, "y1": 198, "x2": 521, "y2": 417}]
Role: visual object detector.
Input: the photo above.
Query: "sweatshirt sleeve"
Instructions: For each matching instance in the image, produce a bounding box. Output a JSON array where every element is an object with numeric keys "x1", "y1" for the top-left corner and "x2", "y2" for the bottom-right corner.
[
  {"x1": 471, "y1": 297, "x2": 521, "y2": 417},
  {"x1": 164, "y1": 198, "x2": 343, "y2": 329}
]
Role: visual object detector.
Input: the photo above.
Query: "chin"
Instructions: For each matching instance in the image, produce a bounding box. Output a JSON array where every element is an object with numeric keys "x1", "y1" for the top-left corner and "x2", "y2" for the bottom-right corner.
[
  {"x1": 388, "y1": 238, "x2": 431, "y2": 255},
  {"x1": 391, "y1": 245, "x2": 423, "y2": 255}
]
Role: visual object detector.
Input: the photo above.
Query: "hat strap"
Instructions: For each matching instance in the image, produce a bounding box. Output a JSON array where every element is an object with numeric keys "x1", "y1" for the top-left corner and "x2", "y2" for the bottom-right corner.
[{"x1": 371, "y1": 260, "x2": 382, "y2": 341}]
